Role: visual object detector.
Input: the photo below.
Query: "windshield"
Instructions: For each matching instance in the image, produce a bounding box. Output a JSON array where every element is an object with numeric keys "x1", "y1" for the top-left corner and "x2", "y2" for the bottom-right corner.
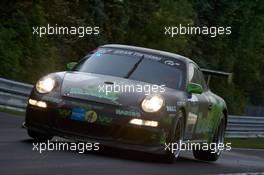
[{"x1": 74, "y1": 50, "x2": 186, "y2": 90}]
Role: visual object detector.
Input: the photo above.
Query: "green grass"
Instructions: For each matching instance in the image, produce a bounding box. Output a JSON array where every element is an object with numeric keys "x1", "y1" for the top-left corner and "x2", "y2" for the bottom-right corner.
[
  {"x1": 225, "y1": 138, "x2": 264, "y2": 149},
  {"x1": 0, "y1": 107, "x2": 25, "y2": 117}
]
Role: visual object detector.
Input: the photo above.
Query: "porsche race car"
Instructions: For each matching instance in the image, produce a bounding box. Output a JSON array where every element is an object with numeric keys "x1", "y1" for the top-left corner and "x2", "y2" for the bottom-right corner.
[{"x1": 25, "y1": 44, "x2": 227, "y2": 162}]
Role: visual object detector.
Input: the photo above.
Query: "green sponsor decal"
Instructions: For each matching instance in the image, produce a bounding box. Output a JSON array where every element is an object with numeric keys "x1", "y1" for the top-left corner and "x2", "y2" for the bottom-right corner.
[
  {"x1": 96, "y1": 115, "x2": 113, "y2": 125},
  {"x1": 58, "y1": 109, "x2": 71, "y2": 118},
  {"x1": 70, "y1": 86, "x2": 119, "y2": 104},
  {"x1": 195, "y1": 95, "x2": 223, "y2": 141},
  {"x1": 160, "y1": 115, "x2": 173, "y2": 125},
  {"x1": 195, "y1": 115, "x2": 209, "y2": 134},
  {"x1": 160, "y1": 129, "x2": 167, "y2": 144},
  {"x1": 69, "y1": 101, "x2": 104, "y2": 110},
  {"x1": 42, "y1": 96, "x2": 62, "y2": 103},
  {"x1": 115, "y1": 109, "x2": 141, "y2": 117},
  {"x1": 168, "y1": 114, "x2": 176, "y2": 117}
]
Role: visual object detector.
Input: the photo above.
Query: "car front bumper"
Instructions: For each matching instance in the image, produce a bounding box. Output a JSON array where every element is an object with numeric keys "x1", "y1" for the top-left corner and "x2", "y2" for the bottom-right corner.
[{"x1": 25, "y1": 95, "x2": 174, "y2": 154}]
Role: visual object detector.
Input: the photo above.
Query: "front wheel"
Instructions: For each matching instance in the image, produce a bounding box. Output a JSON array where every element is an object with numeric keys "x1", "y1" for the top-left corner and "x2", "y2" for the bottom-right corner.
[
  {"x1": 193, "y1": 114, "x2": 226, "y2": 161},
  {"x1": 164, "y1": 110, "x2": 184, "y2": 163}
]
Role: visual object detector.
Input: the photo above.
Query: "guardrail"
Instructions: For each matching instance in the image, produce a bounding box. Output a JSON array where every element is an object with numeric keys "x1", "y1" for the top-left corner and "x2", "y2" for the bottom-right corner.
[
  {"x1": 226, "y1": 116, "x2": 264, "y2": 138},
  {"x1": 0, "y1": 77, "x2": 263, "y2": 138},
  {"x1": 0, "y1": 78, "x2": 33, "y2": 110}
]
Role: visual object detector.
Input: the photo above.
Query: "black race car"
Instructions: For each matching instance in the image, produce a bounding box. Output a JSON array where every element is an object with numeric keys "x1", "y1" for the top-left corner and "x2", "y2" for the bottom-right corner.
[{"x1": 25, "y1": 44, "x2": 227, "y2": 162}]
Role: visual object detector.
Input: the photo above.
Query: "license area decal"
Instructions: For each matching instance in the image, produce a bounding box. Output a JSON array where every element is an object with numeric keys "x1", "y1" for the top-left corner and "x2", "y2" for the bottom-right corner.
[
  {"x1": 71, "y1": 108, "x2": 86, "y2": 121},
  {"x1": 71, "y1": 107, "x2": 98, "y2": 123}
]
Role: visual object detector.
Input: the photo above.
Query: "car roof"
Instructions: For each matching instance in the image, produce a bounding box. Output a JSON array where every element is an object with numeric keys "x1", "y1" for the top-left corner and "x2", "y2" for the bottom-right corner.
[{"x1": 100, "y1": 44, "x2": 194, "y2": 63}]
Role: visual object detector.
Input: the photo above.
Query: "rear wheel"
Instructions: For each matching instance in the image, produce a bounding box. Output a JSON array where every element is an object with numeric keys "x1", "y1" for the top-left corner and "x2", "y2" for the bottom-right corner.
[
  {"x1": 164, "y1": 110, "x2": 184, "y2": 163},
  {"x1": 27, "y1": 129, "x2": 53, "y2": 142},
  {"x1": 193, "y1": 114, "x2": 226, "y2": 161}
]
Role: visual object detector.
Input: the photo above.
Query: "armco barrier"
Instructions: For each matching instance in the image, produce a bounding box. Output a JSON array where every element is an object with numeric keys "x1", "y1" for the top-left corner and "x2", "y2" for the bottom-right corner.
[
  {"x1": 226, "y1": 116, "x2": 264, "y2": 138},
  {"x1": 0, "y1": 77, "x2": 263, "y2": 138},
  {"x1": 0, "y1": 78, "x2": 33, "y2": 110}
]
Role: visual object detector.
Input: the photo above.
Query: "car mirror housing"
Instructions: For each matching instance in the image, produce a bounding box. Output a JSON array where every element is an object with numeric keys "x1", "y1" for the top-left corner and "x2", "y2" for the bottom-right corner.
[
  {"x1": 187, "y1": 83, "x2": 203, "y2": 94},
  {"x1": 66, "y1": 62, "x2": 77, "y2": 71}
]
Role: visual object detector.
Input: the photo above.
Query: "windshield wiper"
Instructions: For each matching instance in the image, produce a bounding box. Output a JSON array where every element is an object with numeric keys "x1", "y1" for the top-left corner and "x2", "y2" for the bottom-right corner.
[{"x1": 124, "y1": 55, "x2": 144, "y2": 78}]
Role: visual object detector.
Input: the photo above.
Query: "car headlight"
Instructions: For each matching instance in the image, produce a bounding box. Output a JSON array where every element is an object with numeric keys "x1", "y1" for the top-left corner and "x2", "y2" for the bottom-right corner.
[
  {"x1": 141, "y1": 95, "x2": 164, "y2": 113},
  {"x1": 36, "y1": 76, "x2": 56, "y2": 93}
]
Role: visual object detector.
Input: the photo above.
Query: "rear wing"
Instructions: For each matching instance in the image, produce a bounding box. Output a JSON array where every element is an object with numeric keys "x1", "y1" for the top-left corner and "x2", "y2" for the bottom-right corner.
[{"x1": 201, "y1": 68, "x2": 233, "y2": 85}]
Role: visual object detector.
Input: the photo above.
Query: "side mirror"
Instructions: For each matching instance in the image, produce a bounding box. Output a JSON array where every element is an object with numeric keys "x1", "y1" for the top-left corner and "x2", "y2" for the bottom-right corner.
[
  {"x1": 187, "y1": 83, "x2": 203, "y2": 94},
  {"x1": 66, "y1": 62, "x2": 77, "y2": 71}
]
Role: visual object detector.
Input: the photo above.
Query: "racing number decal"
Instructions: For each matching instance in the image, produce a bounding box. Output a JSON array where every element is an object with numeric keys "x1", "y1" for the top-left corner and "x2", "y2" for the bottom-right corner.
[{"x1": 85, "y1": 110, "x2": 98, "y2": 123}]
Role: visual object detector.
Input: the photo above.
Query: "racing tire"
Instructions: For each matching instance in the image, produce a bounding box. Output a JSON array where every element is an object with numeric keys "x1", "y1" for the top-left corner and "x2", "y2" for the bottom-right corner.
[
  {"x1": 193, "y1": 114, "x2": 226, "y2": 161},
  {"x1": 163, "y1": 110, "x2": 184, "y2": 163}
]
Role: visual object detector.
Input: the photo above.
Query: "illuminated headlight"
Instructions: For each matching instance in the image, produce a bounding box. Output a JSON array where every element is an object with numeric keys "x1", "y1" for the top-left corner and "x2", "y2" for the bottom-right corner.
[
  {"x1": 36, "y1": 77, "x2": 55, "y2": 93},
  {"x1": 130, "y1": 119, "x2": 158, "y2": 127},
  {"x1": 28, "y1": 98, "x2": 47, "y2": 108},
  {"x1": 28, "y1": 99, "x2": 37, "y2": 106},
  {"x1": 141, "y1": 95, "x2": 164, "y2": 113}
]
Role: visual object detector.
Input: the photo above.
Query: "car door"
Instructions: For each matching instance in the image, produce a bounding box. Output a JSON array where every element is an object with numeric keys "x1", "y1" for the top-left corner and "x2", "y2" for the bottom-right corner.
[{"x1": 185, "y1": 63, "x2": 210, "y2": 140}]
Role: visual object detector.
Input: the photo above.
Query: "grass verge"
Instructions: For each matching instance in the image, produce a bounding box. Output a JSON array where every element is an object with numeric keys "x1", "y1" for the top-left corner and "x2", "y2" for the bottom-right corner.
[
  {"x1": 0, "y1": 107, "x2": 25, "y2": 117},
  {"x1": 225, "y1": 138, "x2": 264, "y2": 149}
]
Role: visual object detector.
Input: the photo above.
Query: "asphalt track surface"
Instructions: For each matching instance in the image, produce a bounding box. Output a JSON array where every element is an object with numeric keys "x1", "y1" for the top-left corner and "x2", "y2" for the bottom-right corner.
[{"x1": 0, "y1": 112, "x2": 263, "y2": 175}]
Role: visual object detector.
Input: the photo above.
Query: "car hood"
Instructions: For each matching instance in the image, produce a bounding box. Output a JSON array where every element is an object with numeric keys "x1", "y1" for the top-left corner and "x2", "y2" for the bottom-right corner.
[{"x1": 61, "y1": 72, "x2": 158, "y2": 107}]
